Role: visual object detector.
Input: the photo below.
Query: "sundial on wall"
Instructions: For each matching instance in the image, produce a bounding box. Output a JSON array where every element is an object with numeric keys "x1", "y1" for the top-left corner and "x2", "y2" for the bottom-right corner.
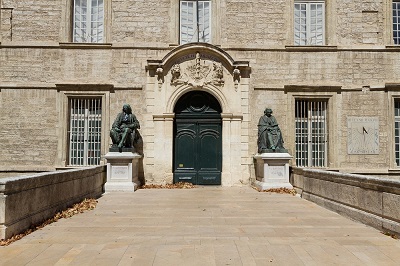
[{"x1": 347, "y1": 117, "x2": 379, "y2": 154}]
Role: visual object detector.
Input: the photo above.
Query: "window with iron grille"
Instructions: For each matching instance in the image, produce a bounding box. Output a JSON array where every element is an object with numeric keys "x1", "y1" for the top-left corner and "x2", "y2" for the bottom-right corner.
[
  {"x1": 393, "y1": 1, "x2": 400, "y2": 44},
  {"x1": 68, "y1": 98, "x2": 102, "y2": 166},
  {"x1": 395, "y1": 101, "x2": 400, "y2": 165},
  {"x1": 295, "y1": 100, "x2": 328, "y2": 167},
  {"x1": 294, "y1": 1, "x2": 325, "y2": 45},
  {"x1": 180, "y1": 0, "x2": 211, "y2": 44},
  {"x1": 73, "y1": 0, "x2": 104, "y2": 43}
]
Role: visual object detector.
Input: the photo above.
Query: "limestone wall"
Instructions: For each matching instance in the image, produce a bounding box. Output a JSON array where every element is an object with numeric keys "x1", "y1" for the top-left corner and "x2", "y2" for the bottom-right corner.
[
  {"x1": 1, "y1": 46, "x2": 400, "y2": 175},
  {"x1": 0, "y1": 89, "x2": 59, "y2": 170},
  {"x1": 0, "y1": 0, "x2": 393, "y2": 46},
  {"x1": 1, "y1": 0, "x2": 63, "y2": 42},
  {"x1": 0, "y1": 166, "x2": 106, "y2": 240},
  {"x1": 291, "y1": 167, "x2": 400, "y2": 236}
]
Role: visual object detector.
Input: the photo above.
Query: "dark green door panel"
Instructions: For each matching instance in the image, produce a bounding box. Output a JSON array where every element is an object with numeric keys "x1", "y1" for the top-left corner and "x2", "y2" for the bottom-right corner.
[
  {"x1": 174, "y1": 121, "x2": 222, "y2": 185},
  {"x1": 197, "y1": 122, "x2": 221, "y2": 185},
  {"x1": 173, "y1": 91, "x2": 222, "y2": 185},
  {"x1": 174, "y1": 123, "x2": 196, "y2": 171}
]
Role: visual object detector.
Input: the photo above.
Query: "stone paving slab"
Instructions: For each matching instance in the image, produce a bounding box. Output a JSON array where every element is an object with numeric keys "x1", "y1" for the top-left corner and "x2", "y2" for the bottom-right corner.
[{"x1": 1, "y1": 186, "x2": 399, "y2": 265}]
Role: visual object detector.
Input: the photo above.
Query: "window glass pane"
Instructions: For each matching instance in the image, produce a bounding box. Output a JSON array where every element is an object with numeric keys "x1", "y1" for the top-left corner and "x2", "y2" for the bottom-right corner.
[
  {"x1": 394, "y1": 2, "x2": 400, "y2": 45},
  {"x1": 74, "y1": 0, "x2": 104, "y2": 43},
  {"x1": 180, "y1": 0, "x2": 211, "y2": 44},
  {"x1": 294, "y1": 1, "x2": 325, "y2": 45}
]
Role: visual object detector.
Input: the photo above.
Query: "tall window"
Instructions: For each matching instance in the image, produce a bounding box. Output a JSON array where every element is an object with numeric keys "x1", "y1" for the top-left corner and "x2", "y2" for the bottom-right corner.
[
  {"x1": 68, "y1": 98, "x2": 102, "y2": 166},
  {"x1": 73, "y1": 0, "x2": 104, "y2": 43},
  {"x1": 294, "y1": 1, "x2": 325, "y2": 45},
  {"x1": 393, "y1": 1, "x2": 400, "y2": 44},
  {"x1": 180, "y1": 0, "x2": 211, "y2": 44},
  {"x1": 395, "y1": 101, "x2": 400, "y2": 165},
  {"x1": 295, "y1": 100, "x2": 328, "y2": 167}
]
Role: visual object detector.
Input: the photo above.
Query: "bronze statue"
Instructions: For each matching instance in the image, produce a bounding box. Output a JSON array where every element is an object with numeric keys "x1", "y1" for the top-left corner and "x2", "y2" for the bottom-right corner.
[
  {"x1": 257, "y1": 108, "x2": 286, "y2": 153},
  {"x1": 110, "y1": 104, "x2": 140, "y2": 152}
]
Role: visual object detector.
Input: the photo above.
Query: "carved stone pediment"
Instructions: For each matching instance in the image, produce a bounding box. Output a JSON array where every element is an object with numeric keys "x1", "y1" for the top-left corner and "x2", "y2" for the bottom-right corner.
[{"x1": 170, "y1": 52, "x2": 224, "y2": 88}]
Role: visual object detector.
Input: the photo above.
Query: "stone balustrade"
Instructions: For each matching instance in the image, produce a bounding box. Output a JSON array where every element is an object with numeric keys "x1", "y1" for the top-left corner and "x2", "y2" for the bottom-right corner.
[
  {"x1": 291, "y1": 167, "x2": 400, "y2": 235},
  {"x1": 0, "y1": 166, "x2": 106, "y2": 240}
]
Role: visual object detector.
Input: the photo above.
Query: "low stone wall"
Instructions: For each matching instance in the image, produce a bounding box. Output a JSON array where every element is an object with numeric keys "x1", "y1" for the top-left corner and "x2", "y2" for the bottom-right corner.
[
  {"x1": 290, "y1": 168, "x2": 400, "y2": 235},
  {"x1": 0, "y1": 166, "x2": 106, "y2": 240}
]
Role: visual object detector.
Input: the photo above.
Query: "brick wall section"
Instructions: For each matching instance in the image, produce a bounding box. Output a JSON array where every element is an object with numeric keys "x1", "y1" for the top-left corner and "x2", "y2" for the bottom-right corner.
[
  {"x1": 336, "y1": 0, "x2": 384, "y2": 45},
  {"x1": 0, "y1": 0, "x2": 392, "y2": 46},
  {"x1": 111, "y1": 0, "x2": 170, "y2": 43},
  {"x1": 1, "y1": 49, "x2": 63, "y2": 84},
  {"x1": 223, "y1": 0, "x2": 288, "y2": 46},
  {"x1": 0, "y1": 89, "x2": 58, "y2": 169},
  {"x1": 1, "y1": 8, "x2": 12, "y2": 41},
  {"x1": 1, "y1": 0, "x2": 62, "y2": 42}
]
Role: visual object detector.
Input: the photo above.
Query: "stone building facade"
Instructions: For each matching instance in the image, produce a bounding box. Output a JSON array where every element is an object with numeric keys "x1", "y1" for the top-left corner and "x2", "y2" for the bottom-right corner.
[{"x1": 1, "y1": 0, "x2": 400, "y2": 185}]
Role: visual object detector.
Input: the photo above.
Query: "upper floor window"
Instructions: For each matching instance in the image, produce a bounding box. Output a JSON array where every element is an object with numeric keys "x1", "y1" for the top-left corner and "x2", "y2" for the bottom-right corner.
[
  {"x1": 393, "y1": 1, "x2": 400, "y2": 44},
  {"x1": 73, "y1": 0, "x2": 104, "y2": 43},
  {"x1": 180, "y1": 1, "x2": 211, "y2": 44},
  {"x1": 294, "y1": 1, "x2": 325, "y2": 45}
]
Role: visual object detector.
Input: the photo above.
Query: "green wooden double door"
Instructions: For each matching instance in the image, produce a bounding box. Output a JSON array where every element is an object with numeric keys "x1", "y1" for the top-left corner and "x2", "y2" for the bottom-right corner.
[{"x1": 173, "y1": 91, "x2": 222, "y2": 185}]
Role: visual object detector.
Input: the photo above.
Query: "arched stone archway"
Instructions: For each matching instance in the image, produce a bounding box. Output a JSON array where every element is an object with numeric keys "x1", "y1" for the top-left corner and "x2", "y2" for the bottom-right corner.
[{"x1": 145, "y1": 43, "x2": 250, "y2": 186}]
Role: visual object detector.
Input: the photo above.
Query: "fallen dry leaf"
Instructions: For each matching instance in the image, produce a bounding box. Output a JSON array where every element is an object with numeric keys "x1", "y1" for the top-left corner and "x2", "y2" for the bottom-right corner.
[
  {"x1": 139, "y1": 182, "x2": 196, "y2": 189},
  {"x1": 381, "y1": 231, "x2": 399, "y2": 239},
  {"x1": 0, "y1": 198, "x2": 97, "y2": 246},
  {"x1": 252, "y1": 186, "x2": 296, "y2": 196}
]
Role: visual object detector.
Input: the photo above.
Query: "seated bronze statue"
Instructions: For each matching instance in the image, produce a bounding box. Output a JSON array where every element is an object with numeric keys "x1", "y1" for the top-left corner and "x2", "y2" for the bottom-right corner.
[
  {"x1": 110, "y1": 104, "x2": 140, "y2": 152},
  {"x1": 257, "y1": 108, "x2": 286, "y2": 153}
]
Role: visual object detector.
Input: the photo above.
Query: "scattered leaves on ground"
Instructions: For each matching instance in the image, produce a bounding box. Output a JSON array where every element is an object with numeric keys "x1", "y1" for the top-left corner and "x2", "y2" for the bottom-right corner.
[
  {"x1": 381, "y1": 231, "x2": 399, "y2": 239},
  {"x1": 139, "y1": 182, "x2": 196, "y2": 189},
  {"x1": 252, "y1": 186, "x2": 296, "y2": 196},
  {"x1": 0, "y1": 198, "x2": 97, "y2": 246}
]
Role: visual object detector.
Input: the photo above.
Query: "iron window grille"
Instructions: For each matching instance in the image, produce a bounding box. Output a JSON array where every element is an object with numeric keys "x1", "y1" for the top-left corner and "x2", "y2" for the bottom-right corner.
[
  {"x1": 68, "y1": 98, "x2": 102, "y2": 166},
  {"x1": 295, "y1": 100, "x2": 328, "y2": 167}
]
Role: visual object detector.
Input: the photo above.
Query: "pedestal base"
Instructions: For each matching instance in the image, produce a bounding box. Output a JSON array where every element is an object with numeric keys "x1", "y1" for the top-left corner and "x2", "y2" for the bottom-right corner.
[
  {"x1": 105, "y1": 152, "x2": 142, "y2": 192},
  {"x1": 253, "y1": 153, "x2": 293, "y2": 190}
]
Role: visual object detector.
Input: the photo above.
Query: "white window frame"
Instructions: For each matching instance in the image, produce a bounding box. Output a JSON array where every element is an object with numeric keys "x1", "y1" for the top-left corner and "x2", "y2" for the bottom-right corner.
[
  {"x1": 73, "y1": 0, "x2": 104, "y2": 43},
  {"x1": 294, "y1": 1, "x2": 325, "y2": 45},
  {"x1": 393, "y1": 1, "x2": 400, "y2": 45},
  {"x1": 68, "y1": 97, "x2": 102, "y2": 166},
  {"x1": 180, "y1": 0, "x2": 212, "y2": 44},
  {"x1": 295, "y1": 99, "x2": 328, "y2": 167},
  {"x1": 394, "y1": 100, "x2": 400, "y2": 165}
]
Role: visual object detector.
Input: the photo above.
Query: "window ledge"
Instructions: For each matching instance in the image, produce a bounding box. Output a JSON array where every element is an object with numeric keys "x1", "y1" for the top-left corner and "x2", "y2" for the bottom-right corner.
[
  {"x1": 59, "y1": 42, "x2": 112, "y2": 49},
  {"x1": 386, "y1": 45, "x2": 400, "y2": 49},
  {"x1": 285, "y1": 45, "x2": 338, "y2": 51}
]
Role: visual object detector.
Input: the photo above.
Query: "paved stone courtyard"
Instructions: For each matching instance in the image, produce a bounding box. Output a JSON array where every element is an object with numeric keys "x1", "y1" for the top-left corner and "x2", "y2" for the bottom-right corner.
[{"x1": 1, "y1": 186, "x2": 399, "y2": 265}]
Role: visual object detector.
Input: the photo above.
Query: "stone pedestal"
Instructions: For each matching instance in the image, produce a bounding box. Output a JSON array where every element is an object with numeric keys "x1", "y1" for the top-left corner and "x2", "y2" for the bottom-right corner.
[
  {"x1": 254, "y1": 153, "x2": 293, "y2": 190},
  {"x1": 104, "y1": 152, "x2": 142, "y2": 192}
]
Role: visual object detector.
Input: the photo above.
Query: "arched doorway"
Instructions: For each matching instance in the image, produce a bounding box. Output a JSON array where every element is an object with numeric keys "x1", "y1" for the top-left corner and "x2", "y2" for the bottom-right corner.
[{"x1": 173, "y1": 91, "x2": 222, "y2": 185}]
